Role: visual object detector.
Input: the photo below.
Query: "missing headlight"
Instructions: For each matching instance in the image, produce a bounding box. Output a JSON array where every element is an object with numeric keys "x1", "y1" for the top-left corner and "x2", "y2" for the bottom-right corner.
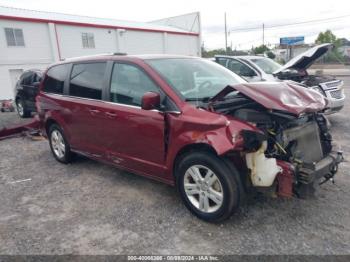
[{"x1": 240, "y1": 130, "x2": 267, "y2": 152}]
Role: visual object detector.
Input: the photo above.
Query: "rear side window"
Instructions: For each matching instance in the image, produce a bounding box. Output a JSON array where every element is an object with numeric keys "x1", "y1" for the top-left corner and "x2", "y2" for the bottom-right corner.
[
  {"x1": 69, "y1": 63, "x2": 106, "y2": 100},
  {"x1": 20, "y1": 72, "x2": 33, "y2": 85},
  {"x1": 33, "y1": 72, "x2": 42, "y2": 83},
  {"x1": 110, "y1": 63, "x2": 159, "y2": 106},
  {"x1": 43, "y1": 64, "x2": 69, "y2": 94}
]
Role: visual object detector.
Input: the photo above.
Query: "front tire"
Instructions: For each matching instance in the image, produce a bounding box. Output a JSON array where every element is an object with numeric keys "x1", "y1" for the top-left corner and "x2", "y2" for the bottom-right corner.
[
  {"x1": 176, "y1": 152, "x2": 242, "y2": 222},
  {"x1": 48, "y1": 124, "x2": 73, "y2": 164}
]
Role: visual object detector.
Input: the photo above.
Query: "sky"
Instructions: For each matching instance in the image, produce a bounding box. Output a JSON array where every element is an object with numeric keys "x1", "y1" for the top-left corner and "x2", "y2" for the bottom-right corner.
[{"x1": 0, "y1": 0, "x2": 349, "y2": 50}]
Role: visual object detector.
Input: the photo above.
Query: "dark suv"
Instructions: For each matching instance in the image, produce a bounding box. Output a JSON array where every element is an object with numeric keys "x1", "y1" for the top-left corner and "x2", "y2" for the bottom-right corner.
[
  {"x1": 15, "y1": 69, "x2": 43, "y2": 118},
  {"x1": 36, "y1": 55, "x2": 342, "y2": 222}
]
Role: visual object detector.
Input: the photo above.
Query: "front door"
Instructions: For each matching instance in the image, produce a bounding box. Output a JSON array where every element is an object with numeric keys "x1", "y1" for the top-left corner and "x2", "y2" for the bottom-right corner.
[
  {"x1": 227, "y1": 58, "x2": 262, "y2": 82},
  {"x1": 105, "y1": 62, "x2": 166, "y2": 177}
]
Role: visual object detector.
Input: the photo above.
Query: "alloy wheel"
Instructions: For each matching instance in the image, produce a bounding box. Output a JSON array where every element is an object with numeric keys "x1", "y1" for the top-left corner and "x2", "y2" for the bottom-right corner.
[
  {"x1": 51, "y1": 130, "x2": 66, "y2": 159},
  {"x1": 184, "y1": 165, "x2": 224, "y2": 213},
  {"x1": 17, "y1": 101, "x2": 24, "y2": 116}
]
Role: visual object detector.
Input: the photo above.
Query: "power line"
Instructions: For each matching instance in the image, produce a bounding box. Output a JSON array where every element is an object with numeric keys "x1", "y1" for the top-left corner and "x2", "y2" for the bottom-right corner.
[
  {"x1": 230, "y1": 14, "x2": 350, "y2": 32},
  {"x1": 230, "y1": 25, "x2": 346, "y2": 48}
]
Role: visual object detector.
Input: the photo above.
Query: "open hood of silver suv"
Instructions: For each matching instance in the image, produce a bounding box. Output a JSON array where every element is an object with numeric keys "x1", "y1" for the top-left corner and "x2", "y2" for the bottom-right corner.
[{"x1": 274, "y1": 43, "x2": 333, "y2": 74}]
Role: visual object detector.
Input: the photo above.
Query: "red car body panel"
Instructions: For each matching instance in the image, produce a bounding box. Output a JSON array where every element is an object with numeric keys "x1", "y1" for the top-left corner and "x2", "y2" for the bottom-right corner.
[
  {"x1": 0, "y1": 116, "x2": 40, "y2": 140},
  {"x1": 164, "y1": 104, "x2": 259, "y2": 180},
  {"x1": 210, "y1": 81, "x2": 327, "y2": 115},
  {"x1": 36, "y1": 55, "x2": 325, "y2": 186}
]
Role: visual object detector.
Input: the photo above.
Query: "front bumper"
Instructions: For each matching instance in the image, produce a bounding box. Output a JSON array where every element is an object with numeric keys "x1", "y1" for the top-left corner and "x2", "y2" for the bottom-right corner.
[
  {"x1": 324, "y1": 96, "x2": 345, "y2": 114},
  {"x1": 298, "y1": 151, "x2": 343, "y2": 184}
]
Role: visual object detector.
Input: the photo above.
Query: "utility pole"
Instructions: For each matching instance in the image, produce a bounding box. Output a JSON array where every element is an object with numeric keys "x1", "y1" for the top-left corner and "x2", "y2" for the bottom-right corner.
[
  {"x1": 224, "y1": 12, "x2": 228, "y2": 53},
  {"x1": 262, "y1": 23, "x2": 265, "y2": 46}
]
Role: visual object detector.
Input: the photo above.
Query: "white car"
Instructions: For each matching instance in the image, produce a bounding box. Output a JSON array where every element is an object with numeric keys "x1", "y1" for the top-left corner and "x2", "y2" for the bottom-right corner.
[{"x1": 213, "y1": 43, "x2": 345, "y2": 114}]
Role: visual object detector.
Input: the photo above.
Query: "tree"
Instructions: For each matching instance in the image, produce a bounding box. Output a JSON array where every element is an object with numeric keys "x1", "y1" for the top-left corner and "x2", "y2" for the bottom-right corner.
[
  {"x1": 201, "y1": 47, "x2": 248, "y2": 58},
  {"x1": 267, "y1": 51, "x2": 276, "y2": 59},
  {"x1": 315, "y1": 30, "x2": 341, "y2": 47},
  {"x1": 315, "y1": 30, "x2": 344, "y2": 63},
  {"x1": 252, "y1": 45, "x2": 269, "y2": 54}
]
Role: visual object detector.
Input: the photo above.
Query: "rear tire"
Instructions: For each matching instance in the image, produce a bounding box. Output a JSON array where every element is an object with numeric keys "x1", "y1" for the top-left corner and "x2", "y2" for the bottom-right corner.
[
  {"x1": 48, "y1": 124, "x2": 73, "y2": 164},
  {"x1": 176, "y1": 151, "x2": 242, "y2": 222},
  {"x1": 16, "y1": 98, "x2": 31, "y2": 118}
]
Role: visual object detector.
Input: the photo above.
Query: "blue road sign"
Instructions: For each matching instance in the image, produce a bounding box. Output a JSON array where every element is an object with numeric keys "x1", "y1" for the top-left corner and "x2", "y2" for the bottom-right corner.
[{"x1": 280, "y1": 36, "x2": 305, "y2": 45}]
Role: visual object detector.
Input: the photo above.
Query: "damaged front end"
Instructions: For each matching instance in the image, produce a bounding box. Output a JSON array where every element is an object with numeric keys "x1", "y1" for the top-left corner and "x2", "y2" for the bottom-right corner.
[{"x1": 210, "y1": 82, "x2": 343, "y2": 198}]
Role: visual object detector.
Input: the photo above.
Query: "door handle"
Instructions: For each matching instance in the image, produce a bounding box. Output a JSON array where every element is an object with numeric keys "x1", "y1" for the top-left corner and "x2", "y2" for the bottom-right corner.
[
  {"x1": 89, "y1": 109, "x2": 100, "y2": 115},
  {"x1": 105, "y1": 112, "x2": 117, "y2": 118}
]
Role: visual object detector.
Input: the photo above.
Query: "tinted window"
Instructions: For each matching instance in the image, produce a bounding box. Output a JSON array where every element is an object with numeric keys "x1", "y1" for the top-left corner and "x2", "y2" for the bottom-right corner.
[
  {"x1": 216, "y1": 57, "x2": 228, "y2": 66},
  {"x1": 20, "y1": 72, "x2": 33, "y2": 85},
  {"x1": 69, "y1": 63, "x2": 106, "y2": 100},
  {"x1": 33, "y1": 72, "x2": 42, "y2": 83},
  {"x1": 110, "y1": 63, "x2": 159, "y2": 106},
  {"x1": 227, "y1": 59, "x2": 257, "y2": 77},
  {"x1": 43, "y1": 64, "x2": 69, "y2": 94}
]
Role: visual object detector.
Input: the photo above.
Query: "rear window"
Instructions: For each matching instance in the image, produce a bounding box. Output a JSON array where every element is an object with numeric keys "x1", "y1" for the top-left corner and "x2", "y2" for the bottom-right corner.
[
  {"x1": 33, "y1": 72, "x2": 42, "y2": 83},
  {"x1": 20, "y1": 71, "x2": 33, "y2": 86},
  {"x1": 43, "y1": 64, "x2": 69, "y2": 94},
  {"x1": 69, "y1": 62, "x2": 106, "y2": 100}
]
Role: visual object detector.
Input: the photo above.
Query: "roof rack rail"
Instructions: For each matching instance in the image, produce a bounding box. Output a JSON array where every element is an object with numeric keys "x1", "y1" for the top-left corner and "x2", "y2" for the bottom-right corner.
[{"x1": 62, "y1": 52, "x2": 127, "y2": 61}]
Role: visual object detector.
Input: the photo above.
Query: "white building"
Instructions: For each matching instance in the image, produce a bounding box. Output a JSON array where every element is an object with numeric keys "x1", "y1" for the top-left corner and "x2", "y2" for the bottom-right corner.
[
  {"x1": 339, "y1": 45, "x2": 350, "y2": 57},
  {"x1": 0, "y1": 6, "x2": 201, "y2": 99}
]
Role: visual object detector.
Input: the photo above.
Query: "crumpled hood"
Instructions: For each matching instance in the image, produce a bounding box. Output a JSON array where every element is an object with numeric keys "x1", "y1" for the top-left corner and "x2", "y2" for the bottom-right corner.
[
  {"x1": 274, "y1": 43, "x2": 333, "y2": 74},
  {"x1": 210, "y1": 81, "x2": 327, "y2": 116}
]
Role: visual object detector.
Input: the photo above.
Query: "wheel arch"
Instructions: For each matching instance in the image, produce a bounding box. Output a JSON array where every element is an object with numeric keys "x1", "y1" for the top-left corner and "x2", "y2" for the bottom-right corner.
[
  {"x1": 45, "y1": 118, "x2": 58, "y2": 136},
  {"x1": 172, "y1": 143, "x2": 218, "y2": 180},
  {"x1": 172, "y1": 144, "x2": 246, "y2": 200}
]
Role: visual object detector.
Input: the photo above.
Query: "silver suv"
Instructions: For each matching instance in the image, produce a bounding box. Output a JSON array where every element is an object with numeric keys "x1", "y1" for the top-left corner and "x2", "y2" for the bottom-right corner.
[{"x1": 213, "y1": 43, "x2": 345, "y2": 114}]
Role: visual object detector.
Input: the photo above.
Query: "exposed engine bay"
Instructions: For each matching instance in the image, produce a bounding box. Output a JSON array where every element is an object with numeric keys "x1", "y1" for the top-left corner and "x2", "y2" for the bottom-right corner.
[
  {"x1": 275, "y1": 69, "x2": 336, "y2": 87},
  {"x1": 210, "y1": 91, "x2": 343, "y2": 197}
]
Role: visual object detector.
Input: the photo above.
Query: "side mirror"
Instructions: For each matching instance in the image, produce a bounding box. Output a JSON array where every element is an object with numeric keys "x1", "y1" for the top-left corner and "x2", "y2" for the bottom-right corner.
[{"x1": 141, "y1": 92, "x2": 160, "y2": 110}]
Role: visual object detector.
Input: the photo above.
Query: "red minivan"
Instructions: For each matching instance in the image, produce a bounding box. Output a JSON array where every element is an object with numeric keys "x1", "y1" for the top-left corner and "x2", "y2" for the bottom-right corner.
[{"x1": 36, "y1": 54, "x2": 342, "y2": 222}]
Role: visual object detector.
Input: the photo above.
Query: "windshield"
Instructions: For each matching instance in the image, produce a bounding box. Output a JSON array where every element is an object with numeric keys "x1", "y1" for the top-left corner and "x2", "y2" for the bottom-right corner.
[
  {"x1": 250, "y1": 57, "x2": 282, "y2": 74},
  {"x1": 146, "y1": 58, "x2": 245, "y2": 101}
]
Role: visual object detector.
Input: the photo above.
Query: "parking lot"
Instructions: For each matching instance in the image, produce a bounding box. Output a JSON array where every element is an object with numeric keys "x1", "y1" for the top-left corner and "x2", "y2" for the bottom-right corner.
[{"x1": 0, "y1": 77, "x2": 350, "y2": 255}]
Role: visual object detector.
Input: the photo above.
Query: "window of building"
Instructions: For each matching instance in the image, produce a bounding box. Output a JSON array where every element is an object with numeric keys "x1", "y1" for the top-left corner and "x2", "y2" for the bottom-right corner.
[
  {"x1": 69, "y1": 62, "x2": 106, "y2": 100},
  {"x1": 82, "y1": 33, "x2": 95, "y2": 48},
  {"x1": 110, "y1": 63, "x2": 159, "y2": 107},
  {"x1": 4, "y1": 28, "x2": 25, "y2": 47},
  {"x1": 43, "y1": 64, "x2": 70, "y2": 94}
]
